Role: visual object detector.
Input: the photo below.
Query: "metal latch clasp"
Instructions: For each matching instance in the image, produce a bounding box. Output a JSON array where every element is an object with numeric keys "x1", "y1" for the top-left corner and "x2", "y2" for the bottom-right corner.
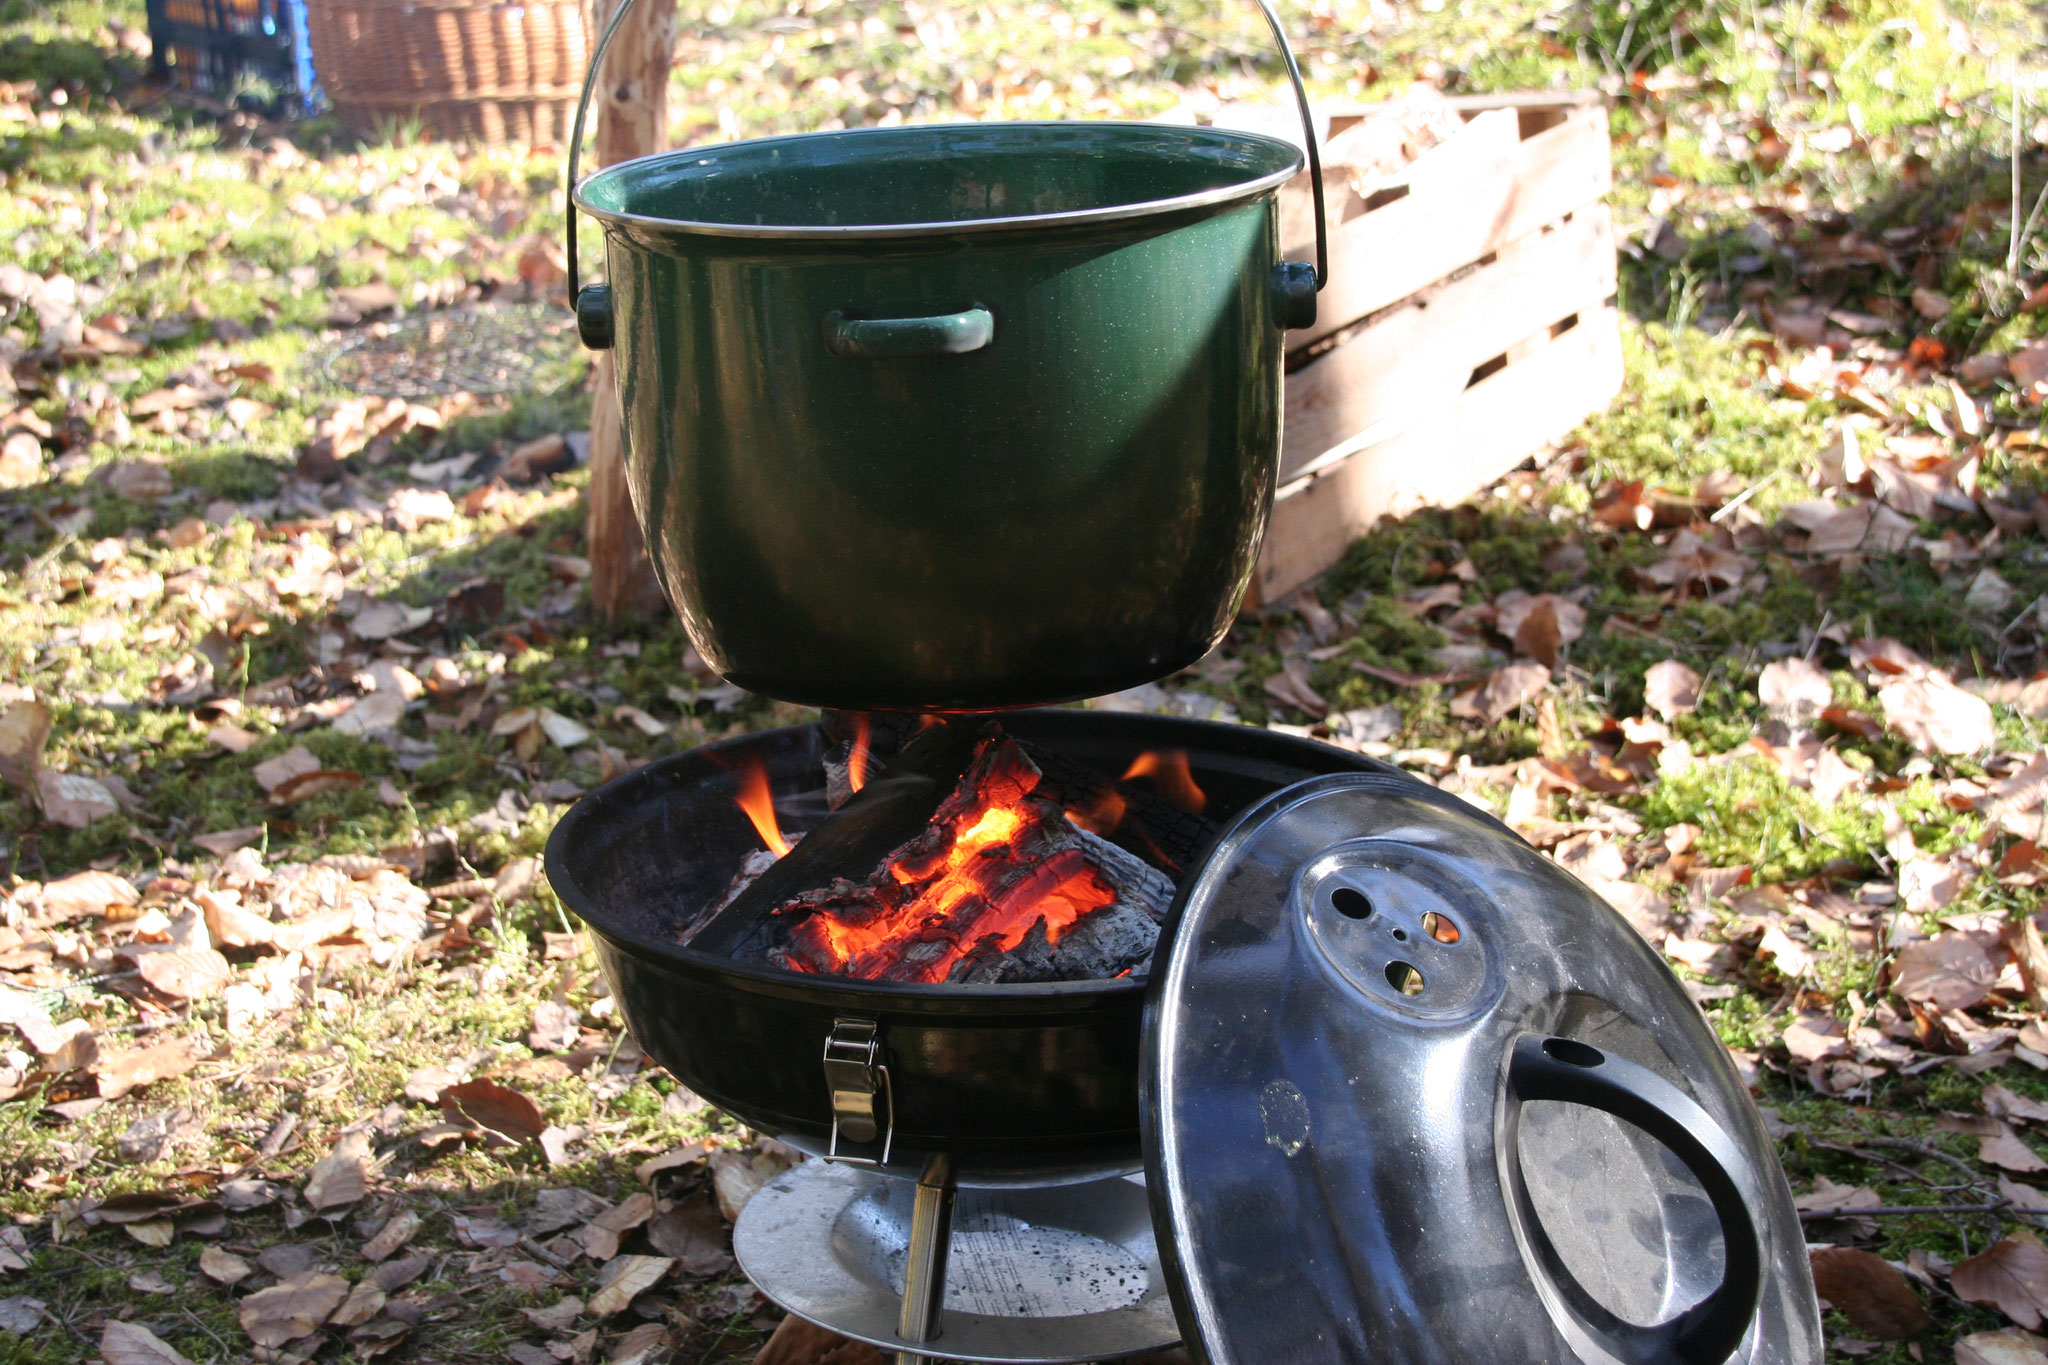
[{"x1": 822, "y1": 1017, "x2": 893, "y2": 1166}]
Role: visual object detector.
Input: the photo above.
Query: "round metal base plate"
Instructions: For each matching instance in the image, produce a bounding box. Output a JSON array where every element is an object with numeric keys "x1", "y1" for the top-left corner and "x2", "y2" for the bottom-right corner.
[{"x1": 733, "y1": 1160, "x2": 1181, "y2": 1363}]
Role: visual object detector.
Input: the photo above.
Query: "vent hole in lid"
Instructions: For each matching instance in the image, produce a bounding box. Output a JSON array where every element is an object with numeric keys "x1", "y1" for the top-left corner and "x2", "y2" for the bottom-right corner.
[
  {"x1": 1421, "y1": 911, "x2": 1460, "y2": 944},
  {"x1": 1331, "y1": 886, "x2": 1372, "y2": 919},
  {"x1": 1385, "y1": 961, "x2": 1424, "y2": 996}
]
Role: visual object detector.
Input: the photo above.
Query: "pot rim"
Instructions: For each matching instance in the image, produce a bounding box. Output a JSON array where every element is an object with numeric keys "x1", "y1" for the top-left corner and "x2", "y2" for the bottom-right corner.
[{"x1": 570, "y1": 119, "x2": 1305, "y2": 243}]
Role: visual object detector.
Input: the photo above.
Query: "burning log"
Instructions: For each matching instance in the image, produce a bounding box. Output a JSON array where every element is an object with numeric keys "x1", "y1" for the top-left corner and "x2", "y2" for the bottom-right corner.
[
  {"x1": 681, "y1": 717, "x2": 983, "y2": 959},
  {"x1": 768, "y1": 737, "x2": 1174, "y2": 985}
]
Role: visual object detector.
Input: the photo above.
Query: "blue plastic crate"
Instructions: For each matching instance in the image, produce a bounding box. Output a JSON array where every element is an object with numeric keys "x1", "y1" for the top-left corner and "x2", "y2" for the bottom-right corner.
[{"x1": 144, "y1": 0, "x2": 319, "y2": 115}]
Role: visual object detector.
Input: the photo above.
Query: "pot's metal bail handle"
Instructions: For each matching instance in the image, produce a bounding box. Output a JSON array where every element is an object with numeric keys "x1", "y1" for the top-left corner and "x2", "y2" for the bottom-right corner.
[
  {"x1": 1502, "y1": 1035, "x2": 1766, "y2": 1365},
  {"x1": 822, "y1": 1017, "x2": 894, "y2": 1166},
  {"x1": 564, "y1": 0, "x2": 1331, "y2": 344},
  {"x1": 1251, "y1": 0, "x2": 1329, "y2": 331},
  {"x1": 563, "y1": 0, "x2": 648, "y2": 350}
]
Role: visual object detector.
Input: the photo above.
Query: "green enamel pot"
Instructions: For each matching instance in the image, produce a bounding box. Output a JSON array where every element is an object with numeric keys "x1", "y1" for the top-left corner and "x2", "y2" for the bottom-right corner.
[{"x1": 566, "y1": 2, "x2": 1328, "y2": 712}]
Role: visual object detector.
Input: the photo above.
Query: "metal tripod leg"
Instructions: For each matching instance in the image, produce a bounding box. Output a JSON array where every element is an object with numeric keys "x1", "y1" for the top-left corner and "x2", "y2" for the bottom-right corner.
[{"x1": 893, "y1": 1153, "x2": 956, "y2": 1365}]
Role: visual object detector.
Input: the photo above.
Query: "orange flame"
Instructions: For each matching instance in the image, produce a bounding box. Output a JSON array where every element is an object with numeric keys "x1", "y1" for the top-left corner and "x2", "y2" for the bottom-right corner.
[
  {"x1": 847, "y1": 715, "x2": 871, "y2": 795},
  {"x1": 1121, "y1": 750, "x2": 1206, "y2": 814},
  {"x1": 735, "y1": 756, "x2": 792, "y2": 857},
  {"x1": 1064, "y1": 787, "x2": 1128, "y2": 838},
  {"x1": 781, "y1": 740, "x2": 1118, "y2": 983}
]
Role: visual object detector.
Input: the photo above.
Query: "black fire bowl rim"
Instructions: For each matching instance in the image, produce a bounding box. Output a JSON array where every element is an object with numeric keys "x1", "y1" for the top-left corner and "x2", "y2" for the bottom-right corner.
[{"x1": 542, "y1": 715, "x2": 1175, "y2": 1005}]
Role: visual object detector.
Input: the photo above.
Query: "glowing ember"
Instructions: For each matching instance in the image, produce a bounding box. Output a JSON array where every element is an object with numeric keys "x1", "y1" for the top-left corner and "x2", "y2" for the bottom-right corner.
[
  {"x1": 847, "y1": 715, "x2": 871, "y2": 794},
  {"x1": 734, "y1": 756, "x2": 792, "y2": 857},
  {"x1": 1121, "y1": 749, "x2": 1206, "y2": 814},
  {"x1": 770, "y1": 737, "x2": 1169, "y2": 984}
]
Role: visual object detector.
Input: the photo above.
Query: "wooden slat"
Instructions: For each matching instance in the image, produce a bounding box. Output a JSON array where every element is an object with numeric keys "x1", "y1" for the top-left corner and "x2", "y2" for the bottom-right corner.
[
  {"x1": 1283, "y1": 101, "x2": 1613, "y2": 350},
  {"x1": 1279, "y1": 204, "x2": 1618, "y2": 482},
  {"x1": 1251, "y1": 305, "x2": 1624, "y2": 605},
  {"x1": 1275, "y1": 108, "x2": 1519, "y2": 282}
]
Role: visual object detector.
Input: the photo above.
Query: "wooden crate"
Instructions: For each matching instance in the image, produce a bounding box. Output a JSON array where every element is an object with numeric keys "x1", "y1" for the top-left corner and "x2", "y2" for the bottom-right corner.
[{"x1": 1229, "y1": 91, "x2": 1622, "y2": 605}]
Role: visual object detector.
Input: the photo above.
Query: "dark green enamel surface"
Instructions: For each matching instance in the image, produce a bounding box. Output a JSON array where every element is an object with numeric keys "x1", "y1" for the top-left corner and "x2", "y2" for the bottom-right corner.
[{"x1": 586, "y1": 123, "x2": 1295, "y2": 711}]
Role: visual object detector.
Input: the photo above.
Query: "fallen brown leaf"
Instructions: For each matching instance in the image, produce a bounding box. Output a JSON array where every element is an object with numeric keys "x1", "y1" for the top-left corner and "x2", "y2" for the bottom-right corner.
[
  {"x1": 1795, "y1": 1174, "x2": 1880, "y2": 1216},
  {"x1": 528, "y1": 1187, "x2": 610, "y2": 1236},
  {"x1": 1892, "y1": 930, "x2": 2006, "y2": 1011},
  {"x1": 0, "y1": 1297, "x2": 42, "y2": 1333},
  {"x1": 92, "y1": 1037, "x2": 205, "y2": 1100},
  {"x1": 1956, "y1": 1327, "x2": 2048, "y2": 1365},
  {"x1": 579, "y1": 1191, "x2": 657, "y2": 1261},
  {"x1": 100, "y1": 1319, "x2": 195, "y2": 1365},
  {"x1": 1262, "y1": 659, "x2": 1327, "y2": 719},
  {"x1": 251, "y1": 746, "x2": 320, "y2": 794},
  {"x1": 1881, "y1": 674, "x2": 1996, "y2": 756},
  {"x1": 0, "y1": 696, "x2": 50, "y2": 792},
  {"x1": 1500, "y1": 593, "x2": 1584, "y2": 668},
  {"x1": 587, "y1": 1255, "x2": 672, "y2": 1317},
  {"x1": 360, "y1": 1210, "x2": 419, "y2": 1262},
  {"x1": 238, "y1": 1270, "x2": 350, "y2": 1347},
  {"x1": 1643, "y1": 659, "x2": 1702, "y2": 720},
  {"x1": 303, "y1": 1130, "x2": 375, "y2": 1210},
  {"x1": 1467, "y1": 660, "x2": 1550, "y2": 724},
  {"x1": 1954, "y1": 1237, "x2": 2048, "y2": 1329},
  {"x1": 119, "y1": 910, "x2": 230, "y2": 1002},
  {"x1": 1989, "y1": 1085, "x2": 2048, "y2": 1125},
  {"x1": 1758, "y1": 657, "x2": 1832, "y2": 725},
  {"x1": 37, "y1": 770, "x2": 119, "y2": 827},
  {"x1": 528, "y1": 1000, "x2": 580, "y2": 1054},
  {"x1": 199, "y1": 1245, "x2": 252, "y2": 1285},
  {"x1": 439, "y1": 1078, "x2": 548, "y2": 1144},
  {"x1": 710, "y1": 1146, "x2": 796, "y2": 1221},
  {"x1": 327, "y1": 1279, "x2": 386, "y2": 1329},
  {"x1": 1983, "y1": 1125, "x2": 2048, "y2": 1175},
  {"x1": 348, "y1": 1318, "x2": 411, "y2": 1361},
  {"x1": 522, "y1": 1298, "x2": 584, "y2": 1333},
  {"x1": 2004, "y1": 1177, "x2": 2048, "y2": 1219},
  {"x1": 269, "y1": 769, "x2": 364, "y2": 804},
  {"x1": 606, "y1": 1323, "x2": 671, "y2": 1365},
  {"x1": 36, "y1": 868, "x2": 138, "y2": 921},
  {"x1": 191, "y1": 825, "x2": 264, "y2": 857},
  {"x1": 646, "y1": 1196, "x2": 736, "y2": 1277},
  {"x1": 369, "y1": 1251, "x2": 435, "y2": 1293},
  {"x1": 753, "y1": 1316, "x2": 889, "y2": 1365},
  {"x1": 1808, "y1": 1247, "x2": 1930, "y2": 1340}
]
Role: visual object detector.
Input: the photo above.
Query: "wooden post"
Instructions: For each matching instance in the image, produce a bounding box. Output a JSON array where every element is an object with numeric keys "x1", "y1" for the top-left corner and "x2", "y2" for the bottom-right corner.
[{"x1": 585, "y1": 0, "x2": 676, "y2": 621}]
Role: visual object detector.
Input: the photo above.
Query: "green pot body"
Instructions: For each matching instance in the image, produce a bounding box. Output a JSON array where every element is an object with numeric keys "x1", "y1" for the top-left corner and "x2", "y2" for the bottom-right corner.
[{"x1": 577, "y1": 122, "x2": 1301, "y2": 711}]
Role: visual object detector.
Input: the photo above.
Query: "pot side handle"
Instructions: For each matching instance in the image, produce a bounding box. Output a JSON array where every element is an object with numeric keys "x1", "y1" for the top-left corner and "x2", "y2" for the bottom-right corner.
[
  {"x1": 1502, "y1": 1034, "x2": 1766, "y2": 1365},
  {"x1": 823, "y1": 307, "x2": 995, "y2": 359}
]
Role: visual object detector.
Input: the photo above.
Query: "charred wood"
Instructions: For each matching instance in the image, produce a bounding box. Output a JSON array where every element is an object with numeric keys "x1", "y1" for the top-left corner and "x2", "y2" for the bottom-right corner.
[
  {"x1": 681, "y1": 716, "x2": 984, "y2": 959},
  {"x1": 766, "y1": 737, "x2": 1173, "y2": 984}
]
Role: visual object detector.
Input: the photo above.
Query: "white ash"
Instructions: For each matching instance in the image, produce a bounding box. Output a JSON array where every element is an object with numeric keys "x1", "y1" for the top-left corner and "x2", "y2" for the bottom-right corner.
[{"x1": 679, "y1": 846, "x2": 788, "y2": 945}]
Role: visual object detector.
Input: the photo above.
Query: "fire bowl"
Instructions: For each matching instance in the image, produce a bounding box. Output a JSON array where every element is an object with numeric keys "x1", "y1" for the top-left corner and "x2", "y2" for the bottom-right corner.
[{"x1": 544, "y1": 709, "x2": 1385, "y2": 1182}]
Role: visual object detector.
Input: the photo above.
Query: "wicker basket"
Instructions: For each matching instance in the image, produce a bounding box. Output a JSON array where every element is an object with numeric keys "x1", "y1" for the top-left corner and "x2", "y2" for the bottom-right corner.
[{"x1": 304, "y1": 0, "x2": 591, "y2": 145}]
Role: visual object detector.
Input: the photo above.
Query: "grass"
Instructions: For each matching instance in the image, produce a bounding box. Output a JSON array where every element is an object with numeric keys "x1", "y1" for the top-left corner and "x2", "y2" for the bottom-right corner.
[{"x1": 6, "y1": 0, "x2": 2048, "y2": 1357}]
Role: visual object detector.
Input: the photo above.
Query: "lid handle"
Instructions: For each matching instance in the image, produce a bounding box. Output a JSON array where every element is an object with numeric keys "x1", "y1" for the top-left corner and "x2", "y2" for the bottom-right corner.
[
  {"x1": 562, "y1": 0, "x2": 1329, "y2": 338},
  {"x1": 1502, "y1": 1035, "x2": 1766, "y2": 1365}
]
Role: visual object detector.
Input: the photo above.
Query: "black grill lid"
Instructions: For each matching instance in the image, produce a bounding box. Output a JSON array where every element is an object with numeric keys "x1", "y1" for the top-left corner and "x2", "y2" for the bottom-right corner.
[{"x1": 1140, "y1": 771, "x2": 1823, "y2": 1365}]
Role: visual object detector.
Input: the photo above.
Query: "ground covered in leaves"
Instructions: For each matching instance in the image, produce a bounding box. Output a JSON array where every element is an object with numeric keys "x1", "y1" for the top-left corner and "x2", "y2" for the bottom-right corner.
[{"x1": 11, "y1": 0, "x2": 2048, "y2": 1360}]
